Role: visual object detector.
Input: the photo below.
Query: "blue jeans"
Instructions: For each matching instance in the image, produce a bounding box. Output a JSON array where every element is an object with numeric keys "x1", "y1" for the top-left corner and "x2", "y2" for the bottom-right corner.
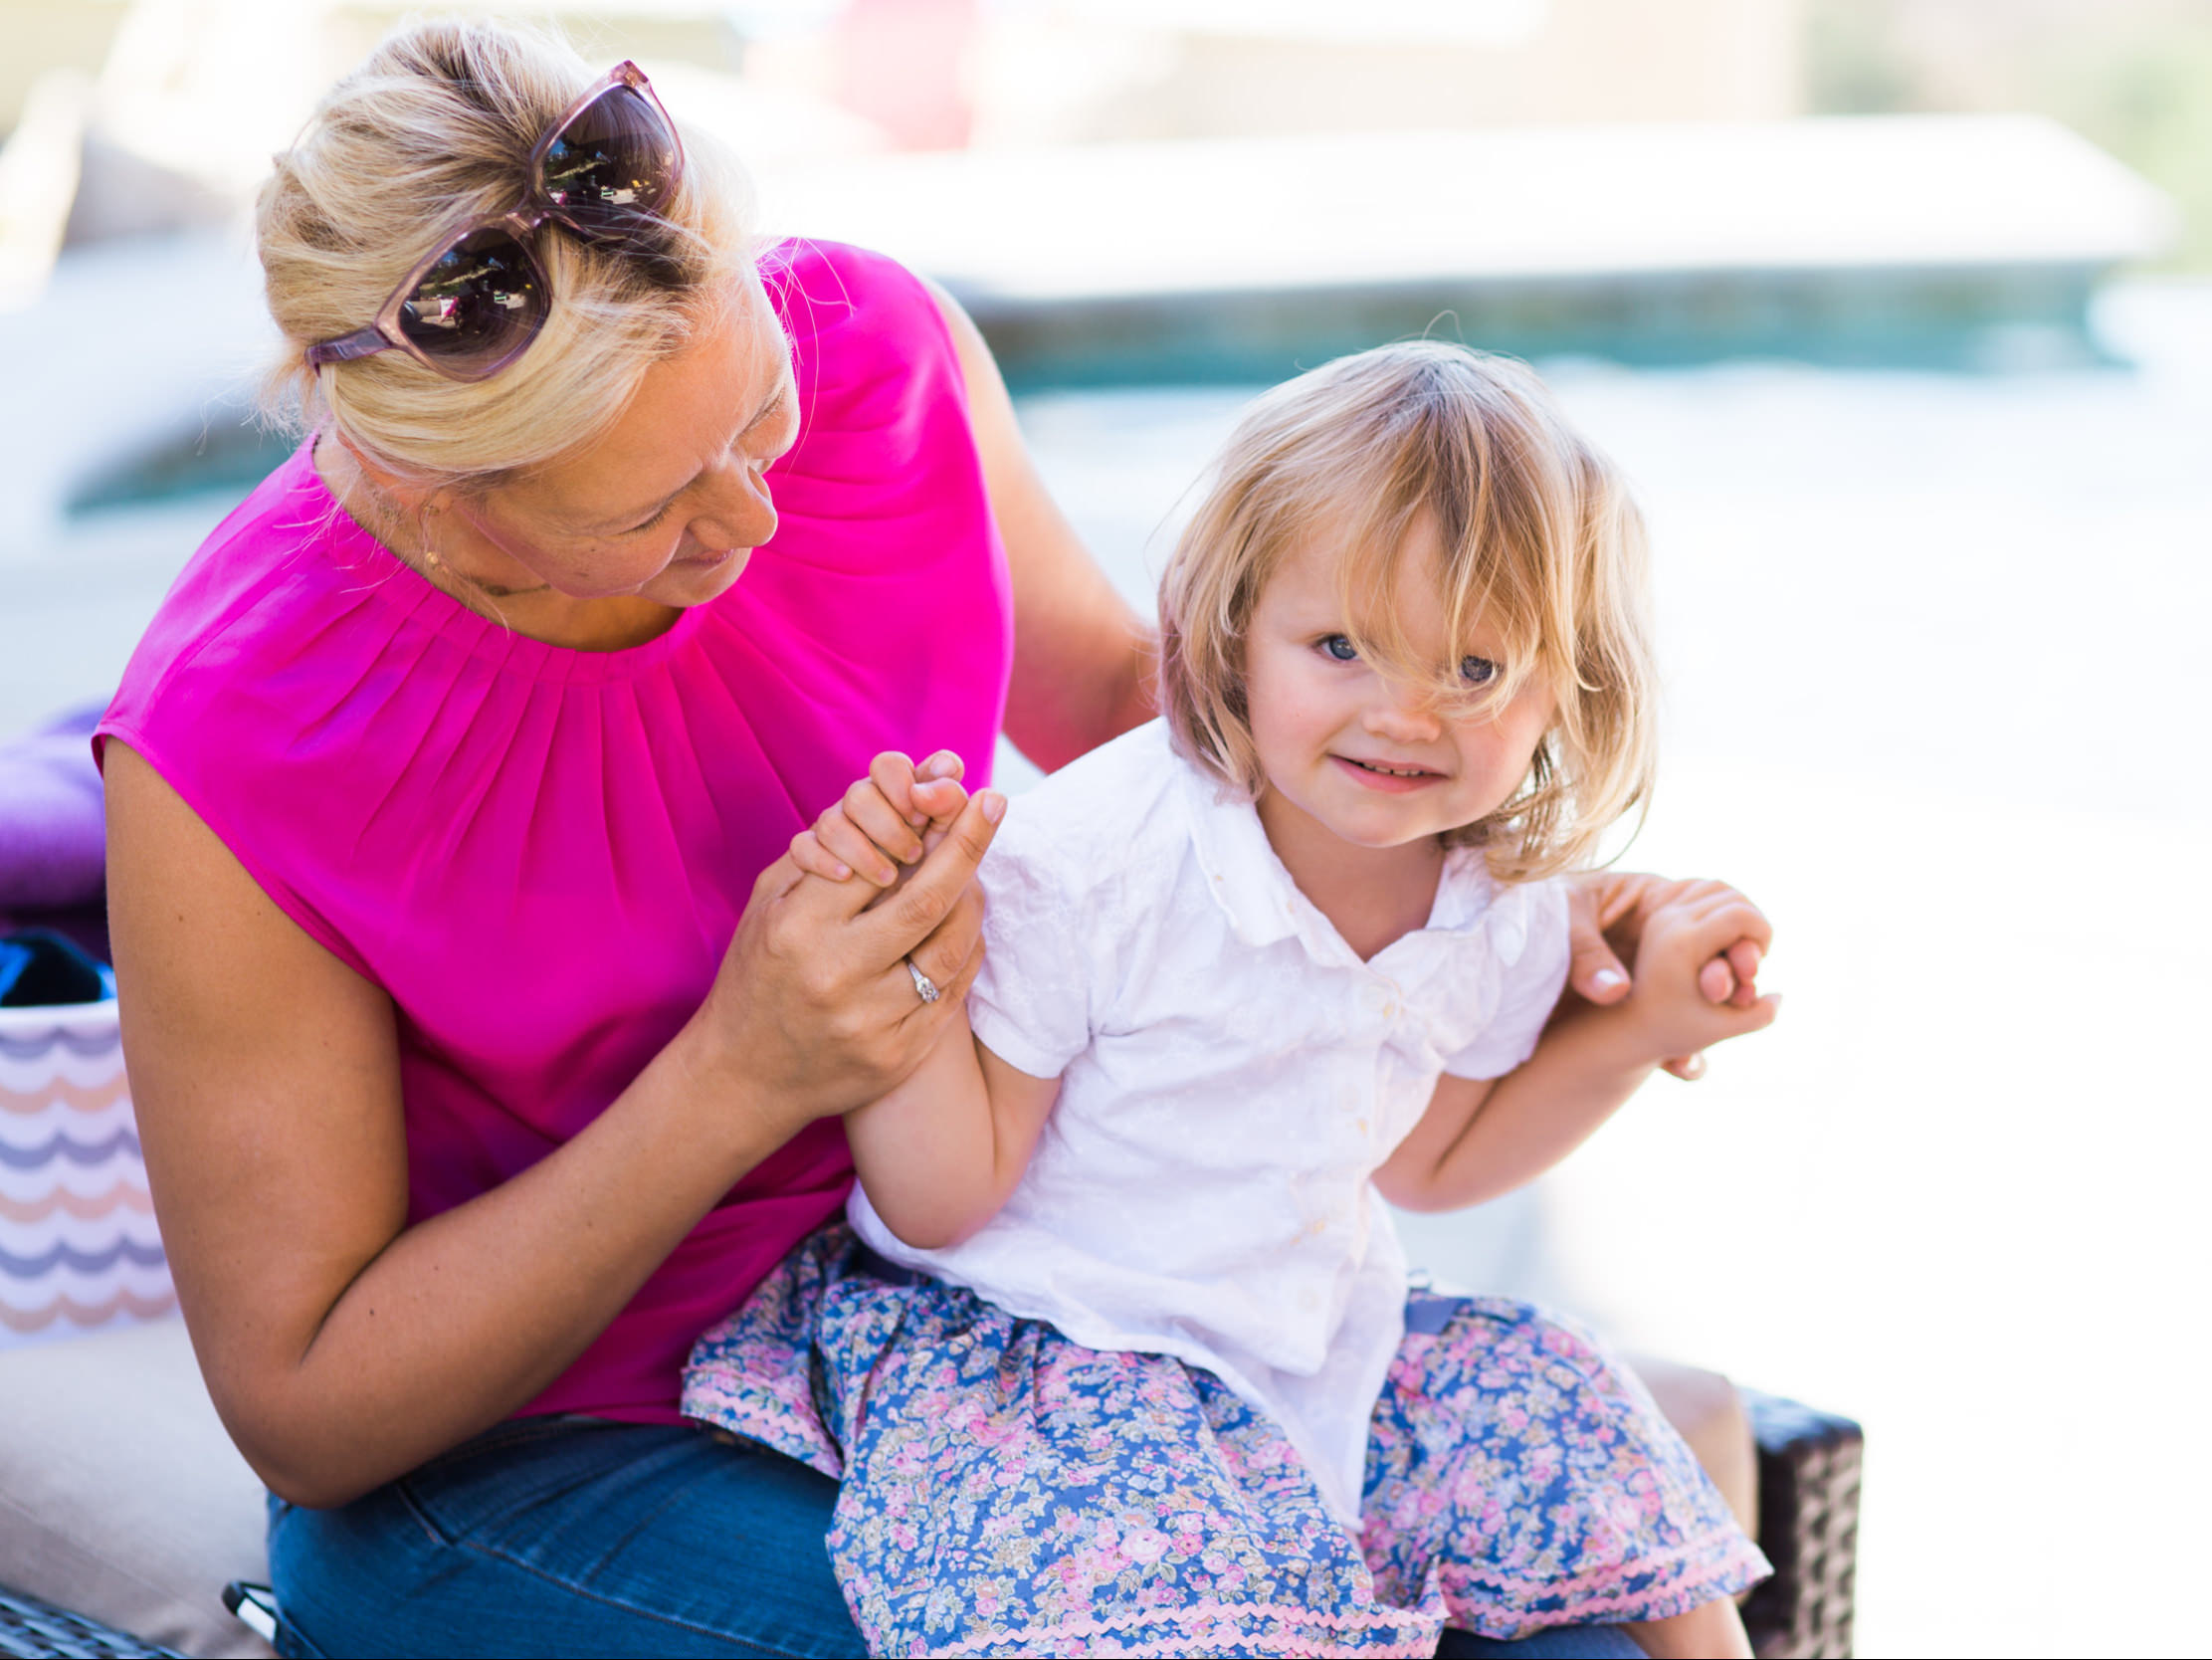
[{"x1": 269, "y1": 1416, "x2": 1641, "y2": 1658}]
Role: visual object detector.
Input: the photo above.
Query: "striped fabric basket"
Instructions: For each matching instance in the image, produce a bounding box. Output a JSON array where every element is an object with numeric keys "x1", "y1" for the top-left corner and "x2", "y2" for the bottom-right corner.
[{"x1": 0, "y1": 998, "x2": 173, "y2": 1349}]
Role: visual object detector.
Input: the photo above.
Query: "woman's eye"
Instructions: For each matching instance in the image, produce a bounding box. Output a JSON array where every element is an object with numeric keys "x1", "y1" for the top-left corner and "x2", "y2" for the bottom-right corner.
[
  {"x1": 1460, "y1": 655, "x2": 1500, "y2": 687},
  {"x1": 629, "y1": 502, "x2": 675, "y2": 534},
  {"x1": 1319, "y1": 634, "x2": 1358, "y2": 663}
]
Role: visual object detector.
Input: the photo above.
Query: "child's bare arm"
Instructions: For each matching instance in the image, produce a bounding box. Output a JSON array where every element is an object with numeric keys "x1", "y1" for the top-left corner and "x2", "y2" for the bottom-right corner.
[
  {"x1": 1376, "y1": 881, "x2": 1778, "y2": 1213},
  {"x1": 847, "y1": 1019, "x2": 1061, "y2": 1249},
  {"x1": 788, "y1": 750, "x2": 1063, "y2": 1249}
]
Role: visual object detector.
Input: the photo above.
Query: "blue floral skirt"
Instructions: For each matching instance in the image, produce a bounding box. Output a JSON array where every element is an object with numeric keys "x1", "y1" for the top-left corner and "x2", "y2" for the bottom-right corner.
[{"x1": 682, "y1": 1225, "x2": 1765, "y2": 1658}]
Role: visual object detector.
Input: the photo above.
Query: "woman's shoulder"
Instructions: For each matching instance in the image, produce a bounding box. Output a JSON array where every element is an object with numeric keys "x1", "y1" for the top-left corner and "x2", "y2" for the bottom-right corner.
[
  {"x1": 763, "y1": 239, "x2": 956, "y2": 385},
  {"x1": 751, "y1": 238, "x2": 988, "y2": 550},
  {"x1": 103, "y1": 444, "x2": 367, "y2": 731}
]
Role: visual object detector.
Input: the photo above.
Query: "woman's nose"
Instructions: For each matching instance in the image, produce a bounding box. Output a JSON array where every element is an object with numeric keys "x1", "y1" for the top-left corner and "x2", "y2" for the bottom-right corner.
[{"x1": 692, "y1": 459, "x2": 777, "y2": 550}]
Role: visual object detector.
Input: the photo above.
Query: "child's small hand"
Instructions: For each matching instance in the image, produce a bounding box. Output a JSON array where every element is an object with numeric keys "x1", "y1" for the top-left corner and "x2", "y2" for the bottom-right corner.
[
  {"x1": 789, "y1": 750, "x2": 969, "y2": 890},
  {"x1": 1617, "y1": 880, "x2": 1779, "y2": 1060}
]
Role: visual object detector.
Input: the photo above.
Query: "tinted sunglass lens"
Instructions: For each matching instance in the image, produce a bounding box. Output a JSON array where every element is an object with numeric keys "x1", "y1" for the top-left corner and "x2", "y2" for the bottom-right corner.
[
  {"x1": 397, "y1": 227, "x2": 545, "y2": 375},
  {"x1": 541, "y1": 85, "x2": 679, "y2": 231}
]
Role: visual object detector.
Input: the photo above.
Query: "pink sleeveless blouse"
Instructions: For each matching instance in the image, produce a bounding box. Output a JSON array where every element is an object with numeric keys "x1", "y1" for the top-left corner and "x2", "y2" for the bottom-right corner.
[{"x1": 98, "y1": 241, "x2": 1013, "y2": 1423}]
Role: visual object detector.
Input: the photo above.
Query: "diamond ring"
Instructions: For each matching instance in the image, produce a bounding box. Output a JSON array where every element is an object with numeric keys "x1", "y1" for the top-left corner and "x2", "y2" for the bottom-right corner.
[{"x1": 906, "y1": 958, "x2": 940, "y2": 1004}]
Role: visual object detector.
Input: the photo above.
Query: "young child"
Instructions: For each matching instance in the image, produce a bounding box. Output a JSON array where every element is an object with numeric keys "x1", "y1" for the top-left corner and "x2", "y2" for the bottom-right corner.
[{"x1": 685, "y1": 342, "x2": 1778, "y2": 1658}]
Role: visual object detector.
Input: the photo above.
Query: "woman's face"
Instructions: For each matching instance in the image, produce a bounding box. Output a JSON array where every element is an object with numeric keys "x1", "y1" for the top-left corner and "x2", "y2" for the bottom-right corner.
[{"x1": 439, "y1": 278, "x2": 801, "y2": 614}]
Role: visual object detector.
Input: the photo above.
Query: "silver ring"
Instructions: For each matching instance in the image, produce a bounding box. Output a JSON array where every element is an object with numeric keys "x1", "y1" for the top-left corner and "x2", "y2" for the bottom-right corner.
[{"x1": 905, "y1": 958, "x2": 940, "y2": 1004}]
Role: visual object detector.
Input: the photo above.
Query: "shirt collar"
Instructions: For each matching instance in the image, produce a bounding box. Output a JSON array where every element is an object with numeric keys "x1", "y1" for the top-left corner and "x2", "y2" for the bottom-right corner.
[{"x1": 1177, "y1": 757, "x2": 1307, "y2": 951}]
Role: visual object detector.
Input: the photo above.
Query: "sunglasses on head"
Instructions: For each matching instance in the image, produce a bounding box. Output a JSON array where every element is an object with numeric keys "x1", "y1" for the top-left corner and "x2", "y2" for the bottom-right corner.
[{"x1": 305, "y1": 61, "x2": 685, "y2": 383}]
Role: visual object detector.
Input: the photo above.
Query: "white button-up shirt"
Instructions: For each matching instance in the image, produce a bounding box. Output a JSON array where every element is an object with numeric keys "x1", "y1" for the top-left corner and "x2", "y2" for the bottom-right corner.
[{"x1": 850, "y1": 720, "x2": 1569, "y2": 1522}]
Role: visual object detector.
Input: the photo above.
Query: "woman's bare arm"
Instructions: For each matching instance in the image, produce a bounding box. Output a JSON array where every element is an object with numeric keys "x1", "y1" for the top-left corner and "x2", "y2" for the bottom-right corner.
[
  {"x1": 105, "y1": 741, "x2": 1000, "y2": 1508},
  {"x1": 929, "y1": 281, "x2": 1155, "y2": 770}
]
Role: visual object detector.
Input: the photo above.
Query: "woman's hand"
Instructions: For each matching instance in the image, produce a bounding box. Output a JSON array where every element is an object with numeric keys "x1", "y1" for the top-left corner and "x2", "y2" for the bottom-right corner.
[
  {"x1": 1562, "y1": 871, "x2": 1772, "y2": 1079},
  {"x1": 685, "y1": 771, "x2": 1007, "y2": 1135},
  {"x1": 1604, "y1": 879, "x2": 1780, "y2": 1062}
]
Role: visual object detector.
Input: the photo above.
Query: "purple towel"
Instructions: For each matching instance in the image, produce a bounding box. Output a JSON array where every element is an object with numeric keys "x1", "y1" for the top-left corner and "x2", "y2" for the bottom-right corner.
[{"x1": 0, "y1": 703, "x2": 106, "y2": 909}]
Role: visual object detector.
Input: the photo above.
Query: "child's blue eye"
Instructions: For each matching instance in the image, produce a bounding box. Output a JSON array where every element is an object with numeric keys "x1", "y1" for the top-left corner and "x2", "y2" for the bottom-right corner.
[
  {"x1": 1461, "y1": 655, "x2": 1500, "y2": 686},
  {"x1": 1319, "y1": 635, "x2": 1358, "y2": 662}
]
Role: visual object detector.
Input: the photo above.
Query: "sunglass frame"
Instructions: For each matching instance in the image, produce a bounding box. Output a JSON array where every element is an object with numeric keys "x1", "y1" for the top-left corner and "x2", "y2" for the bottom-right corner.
[{"x1": 304, "y1": 61, "x2": 685, "y2": 383}]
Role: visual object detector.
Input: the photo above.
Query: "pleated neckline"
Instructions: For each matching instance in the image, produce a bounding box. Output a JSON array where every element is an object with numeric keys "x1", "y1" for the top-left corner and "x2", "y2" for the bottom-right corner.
[{"x1": 292, "y1": 446, "x2": 713, "y2": 687}]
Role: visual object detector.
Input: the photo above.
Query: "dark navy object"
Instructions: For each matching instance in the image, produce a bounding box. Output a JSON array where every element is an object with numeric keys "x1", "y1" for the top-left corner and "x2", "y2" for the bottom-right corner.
[{"x1": 0, "y1": 930, "x2": 115, "y2": 1008}]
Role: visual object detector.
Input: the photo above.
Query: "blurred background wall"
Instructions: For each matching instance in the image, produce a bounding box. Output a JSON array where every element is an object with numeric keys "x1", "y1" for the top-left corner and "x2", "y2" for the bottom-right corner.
[{"x1": 2, "y1": 4, "x2": 2206, "y2": 1656}]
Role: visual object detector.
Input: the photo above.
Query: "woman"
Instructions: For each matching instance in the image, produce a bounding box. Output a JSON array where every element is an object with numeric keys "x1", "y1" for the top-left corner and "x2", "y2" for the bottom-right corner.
[{"x1": 101, "y1": 21, "x2": 1721, "y2": 1657}]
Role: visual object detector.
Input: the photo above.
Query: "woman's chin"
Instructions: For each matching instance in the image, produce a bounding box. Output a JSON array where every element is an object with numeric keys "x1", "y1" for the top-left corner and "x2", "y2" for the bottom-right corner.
[{"x1": 654, "y1": 545, "x2": 751, "y2": 604}]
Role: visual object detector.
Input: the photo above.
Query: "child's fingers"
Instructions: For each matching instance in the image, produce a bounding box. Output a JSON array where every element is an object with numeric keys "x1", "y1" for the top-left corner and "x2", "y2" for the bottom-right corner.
[
  {"x1": 915, "y1": 748, "x2": 965, "y2": 785},
  {"x1": 1723, "y1": 938, "x2": 1763, "y2": 1008},
  {"x1": 811, "y1": 805, "x2": 902, "y2": 887},
  {"x1": 842, "y1": 773, "x2": 926, "y2": 866},
  {"x1": 910, "y1": 774, "x2": 971, "y2": 834},
  {"x1": 866, "y1": 750, "x2": 928, "y2": 831},
  {"x1": 870, "y1": 748, "x2": 969, "y2": 834},
  {"x1": 1697, "y1": 956, "x2": 1736, "y2": 1005},
  {"x1": 786, "y1": 828, "x2": 854, "y2": 884}
]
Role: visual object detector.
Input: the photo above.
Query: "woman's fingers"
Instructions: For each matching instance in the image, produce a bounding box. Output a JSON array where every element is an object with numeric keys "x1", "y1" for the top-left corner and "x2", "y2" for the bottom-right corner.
[
  {"x1": 865, "y1": 788, "x2": 1006, "y2": 959},
  {"x1": 1564, "y1": 879, "x2": 1633, "y2": 1004},
  {"x1": 899, "y1": 888, "x2": 989, "y2": 1022}
]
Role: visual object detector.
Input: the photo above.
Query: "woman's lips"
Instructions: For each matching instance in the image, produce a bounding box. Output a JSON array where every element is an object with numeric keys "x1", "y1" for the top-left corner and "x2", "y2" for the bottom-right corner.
[{"x1": 1331, "y1": 754, "x2": 1441, "y2": 794}]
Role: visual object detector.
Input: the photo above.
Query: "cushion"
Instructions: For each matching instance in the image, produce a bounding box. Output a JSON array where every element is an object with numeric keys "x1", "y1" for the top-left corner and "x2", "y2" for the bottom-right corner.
[{"x1": 0, "y1": 1315, "x2": 275, "y2": 1658}]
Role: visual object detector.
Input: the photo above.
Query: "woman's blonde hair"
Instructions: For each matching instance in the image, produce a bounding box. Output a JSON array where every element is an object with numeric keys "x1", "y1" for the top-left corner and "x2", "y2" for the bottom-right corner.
[
  {"x1": 257, "y1": 17, "x2": 755, "y2": 496},
  {"x1": 1158, "y1": 340, "x2": 1657, "y2": 883}
]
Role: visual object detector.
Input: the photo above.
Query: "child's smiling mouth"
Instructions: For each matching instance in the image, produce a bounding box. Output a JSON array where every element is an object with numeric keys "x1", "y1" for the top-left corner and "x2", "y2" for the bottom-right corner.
[{"x1": 1332, "y1": 754, "x2": 1443, "y2": 791}]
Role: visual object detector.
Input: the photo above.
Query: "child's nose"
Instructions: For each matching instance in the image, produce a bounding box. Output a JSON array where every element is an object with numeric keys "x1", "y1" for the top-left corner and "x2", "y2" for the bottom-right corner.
[{"x1": 1364, "y1": 686, "x2": 1443, "y2": 744}]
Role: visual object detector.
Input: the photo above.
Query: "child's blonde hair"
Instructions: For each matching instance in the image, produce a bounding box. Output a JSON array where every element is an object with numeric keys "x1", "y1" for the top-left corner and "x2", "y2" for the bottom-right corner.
[{"x1": 1158, "y1": 340, "x2": 1656, "y2": 883}]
